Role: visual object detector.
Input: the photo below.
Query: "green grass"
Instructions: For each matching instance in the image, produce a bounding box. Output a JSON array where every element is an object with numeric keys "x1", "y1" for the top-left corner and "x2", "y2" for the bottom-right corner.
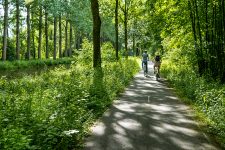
[
  {"x1": 161, "y1": 60, "x2": 225, "y2": 149},
  {"x1": 0, "y1": 57, "x2": 74, "y2": 71},
  {"x1": 0, "y1": 56, "x2": 140, "y2": 149}
]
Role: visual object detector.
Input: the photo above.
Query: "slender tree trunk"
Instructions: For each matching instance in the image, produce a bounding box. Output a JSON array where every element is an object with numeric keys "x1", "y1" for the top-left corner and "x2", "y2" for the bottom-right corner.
[
  {"x1": 132, "y1": 34, "x2": 135, "y2": 56},
  {"x1": 69, "y1": 22, "x2": 72, "y2": 57},
  {"x1": 115, "y1": 0, "x2": 119, "y2": 60},
  {"x1": 38, "y1": 5, "x2": 42, "y2": 59},
  {"x1": 31, "y1": 12, "x2": 35, "y2": 59},
  {"x1": 74, "y1": 28, "x2": 76, "y2": 50},
  {"x1": 16, "y1": 0, "x2": 20, "y2": 60},
  {"x1": 32, "y1": 32, "x2": 35, "y2": 59},
  {"x1": 64, "y1": 20, "x2": 68, "y2": 57},
  {"x1": 221, "y1": 0, "x2": 225, "y2": 83},
  {"x1": 195, "y1": 0, "x2": 205, "y2": 75},
  {"x1": 2, "y1": 0, "x2": 9, "y2": 61},
  {"x1": 204, "y1": 0, "x2": 209, "y2": 73},
  {"x1": 124, "y1": 0, "x2": 128, "y2": 58},
  {"x1": 45, "y1": 7, "x2": 49, "y2": 59},
  {"x1": 59, "y1": 14, "x2": 62, "y2": 58},
  {"x1": 26, "y1": 5, "x2": 31, "y2": 60},
  {"x1": 53, "y1": 16, "x2": 57, "y2": 60},
  {"x1": 91, "y1": 0, "x2": 102, "y2": 68}
]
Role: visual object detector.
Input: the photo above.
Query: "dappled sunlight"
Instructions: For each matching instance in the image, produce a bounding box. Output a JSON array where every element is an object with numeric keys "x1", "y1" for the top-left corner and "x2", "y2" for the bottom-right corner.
[
  {"x1": 117, "y1": 119, "x2": 142, "y2": 131},
  {"x1": 84, "y1": 63, "x2": 220, "y2": 150},
  {"x1": 91, "y1": 122, "x2": 106, "y2": 136}
]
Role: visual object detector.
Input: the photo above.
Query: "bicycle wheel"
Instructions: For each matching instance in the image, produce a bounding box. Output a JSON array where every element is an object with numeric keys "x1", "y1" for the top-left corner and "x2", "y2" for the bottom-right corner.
[
  {"x1": 143, "y1": 63, "x2": 147, "y2": 76},
  {"x1": 155, "y1": 67, "x2": 159, "y2": 80}
]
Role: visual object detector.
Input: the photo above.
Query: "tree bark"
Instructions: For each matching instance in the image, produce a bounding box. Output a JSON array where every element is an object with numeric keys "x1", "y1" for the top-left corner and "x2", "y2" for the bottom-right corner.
[
  {"x1": 69, "y1": 22, "x2": 72, "y2": 57},
  {"x1": 221, "y1": 0, "x2": 225, "y2": 83},
  {"x1": 59, "y1": 14, "x2": 62, "y2": 58},
  {"x1": 2, "y1": 0, "x2": 9, "y2": 61},
  {"x1": 194, "y1": 0, "x2": 205, "y2": 75},
  {"x1": 31, "y1": 12, "x2": 35, "y2": 59},
  {"x1": 124, "y1": 0, "x2": 128, "y2": 58},
  {"x1": 91, "y1": 0, "x2": 102, "y2": 68},
  {"x1": 53, "y1": 16, "x2": 57, "y2": 60},
  {"x1": 45, "y1": 7, "x2": 49, "y2": 59},
  {"x1": 38, "y1": 5, "x2": 42, "y2": 59},
  {"x1": 115, "y1": 0, "x2": 119, "y2": 60},
  {"x1": 26, "y1": 4, "x2": 31, "y2": 60},
  {"x1": 64, "y1": 20, "x2": 68, "y2": 57},
  {"x1": 16, "y1": 0, "x2": 20, "y2": 60}
]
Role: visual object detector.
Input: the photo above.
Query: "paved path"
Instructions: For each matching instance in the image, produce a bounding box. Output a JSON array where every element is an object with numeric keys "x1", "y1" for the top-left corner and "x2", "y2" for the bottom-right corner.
[{"x1": 84, "y1": 62, "x2": 220, "y2": 150}]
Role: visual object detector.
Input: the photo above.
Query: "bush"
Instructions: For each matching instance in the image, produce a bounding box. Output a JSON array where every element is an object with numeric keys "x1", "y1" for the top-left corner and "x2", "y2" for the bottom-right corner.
[
  {"x1": 0, "y1": 42, "x2": 140, "y2": 149},
  {"x1": 0, "y1": 58, "x2": 74, "y2": 71},
  {"x1": 161, "y1": 58, "x2": 225, "y2": 148}
]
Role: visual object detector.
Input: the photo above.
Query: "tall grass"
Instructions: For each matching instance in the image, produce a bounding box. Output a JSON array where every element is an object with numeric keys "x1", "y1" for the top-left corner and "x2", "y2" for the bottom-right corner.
[
  {"x1": 161, "y1": 60, "x2": 225, "y2": 148},
  {"x1": 0, "y1": 58, "x2": 73, "y2": 71},
  {"x1": 0, "y1": 42, "x2": 140, "y2": 149}
]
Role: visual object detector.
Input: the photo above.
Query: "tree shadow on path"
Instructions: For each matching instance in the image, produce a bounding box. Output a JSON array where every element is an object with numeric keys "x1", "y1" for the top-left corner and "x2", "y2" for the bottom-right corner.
[{"x1": 84, "y1": 65, "x2": 221, "y2": 150}]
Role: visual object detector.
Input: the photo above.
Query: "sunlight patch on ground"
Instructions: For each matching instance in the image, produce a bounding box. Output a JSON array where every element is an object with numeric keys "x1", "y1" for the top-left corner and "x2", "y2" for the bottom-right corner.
[
  {"x1": 165, "y1": 96, "x2": 178, "y2": 100},
  {"x1": 115, "y1": 103, "x2": 138, "y2": 113},
  {"x1": 114, "y1": 112, "x2": 125, "y2": 119},
  {"x1": 91, "y1": 122, "x2": 106, "y2": 136},
  {"x1": 170, "y1": 136, "x2": 196, "y2": 149},
  {"x1": 150, "y1": 104, "x2": 173, "y2": 112},
  {"x1": 112, "y1": 123, "x2": 127, "y2": 135},
  {"x1": 118, "y1": 119, "x2": 142, "y2": 130},
  {"x1": 152, "y1": 125, "x2": 167, "y2": 134},
  {"x1": 162, "y1": 123, "x2": 199, "y2": 136}
]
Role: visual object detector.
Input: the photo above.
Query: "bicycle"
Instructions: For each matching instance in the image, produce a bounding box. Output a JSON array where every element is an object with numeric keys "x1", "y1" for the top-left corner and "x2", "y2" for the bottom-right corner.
[
  {"x1": 143, "y1": 62, "x2": 147, "y2": 77},
  {"x1": 154, "y1": 66, "x2": 160, "y2": 81}
]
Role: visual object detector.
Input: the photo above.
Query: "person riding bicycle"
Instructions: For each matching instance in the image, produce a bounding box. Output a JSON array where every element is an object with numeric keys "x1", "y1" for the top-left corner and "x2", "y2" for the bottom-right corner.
[
  {"x1": 142, "y1": 50, "x2": 149, "y2": 73},
  {"x1": 154, "y1": 54, "x2": 161, "y2": 76}
]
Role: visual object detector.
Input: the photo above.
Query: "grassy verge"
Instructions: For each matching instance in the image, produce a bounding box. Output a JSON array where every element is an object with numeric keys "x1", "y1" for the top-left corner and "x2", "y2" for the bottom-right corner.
[
  {"x1": 0, "y1": 57, "x2": 140, "y2": 149},
  {"x1": 161, "y1": 60, "x2": 225, "y2": 149},
  {"x1": 0, "y1": 57, "x2": 74, "y2": 71}
]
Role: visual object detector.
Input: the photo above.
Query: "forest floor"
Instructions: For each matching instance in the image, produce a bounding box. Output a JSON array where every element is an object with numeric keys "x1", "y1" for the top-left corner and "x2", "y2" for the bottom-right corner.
[{"x1": 83, "y1": 62, "x2": 221, "y2": 150}]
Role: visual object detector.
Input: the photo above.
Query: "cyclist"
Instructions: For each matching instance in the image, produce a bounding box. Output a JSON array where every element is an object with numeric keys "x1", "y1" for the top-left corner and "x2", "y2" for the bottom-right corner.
[
  {"x1": 142, "y1": 50, "x2": 149, "y2": 73},
  {"x1": 154, "y1": 54, "x2": 161, "y2": 76}
]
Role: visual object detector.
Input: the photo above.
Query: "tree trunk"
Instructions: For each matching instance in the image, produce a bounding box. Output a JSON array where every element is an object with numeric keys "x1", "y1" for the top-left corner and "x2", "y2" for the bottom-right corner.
[
  {"x1": 2, "y1": 0, "x2": 9, "y2": 61},
  {"x1": 53, "y1": 16, "x2": 57, "y2": 60},
  {"x1": 124, "y1": 0, "x2": 128, "y2": 58},
  {"x1": 16, "y1": 0, "x2": 20, "y2": 60},
  {"x1": 38, "y1": 5, "x2": 42, "y2": 59},
  {"x1": 221, "y1": 0, "x2": 225, "y2": 83},
  {"x1": 64, "y1": 20, "x2": 68, "y2": 57},
  {"x1": 31, "y1": 12, "x2": 36, "y2": 59},
  {"x1": 194, "y1": 0, "x2": 204, "y2": 75},
  {"x1": 115, "y1": 0, "x2": 119, "y2": 60},
  {"x1": 45, "y1": 7, "x2": 49, "y2": 59},
  {"x1": 132, "y1": 34, "x2": 135, "y2": 56},
  {"x1": 69, "y1": 22, "x2": 72, "y2": 57},
  {"x1": 91, "y1": 0, "x2": 102, "y2": 68},
  {"x1": 59, "y1": 14, "x2": 62, "y2": 58},
  {"x1": 26, "y1": 5, "x2": 31, "y2": 60}
]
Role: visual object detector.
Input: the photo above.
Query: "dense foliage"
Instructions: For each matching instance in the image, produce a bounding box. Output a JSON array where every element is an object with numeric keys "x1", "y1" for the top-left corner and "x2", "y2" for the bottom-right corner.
[
  {"x1": 1, "y1": 0, "x2": 225, "y2": 148},
  {"x1": 0, "y1": 58, "x2": 73, "y2": 71},
  {"x1": 0, "y1": 41, "x2": 140, "y2": 149},
  {"x1": 144, "y1": 0, "x2": 225, "y2": 148}
]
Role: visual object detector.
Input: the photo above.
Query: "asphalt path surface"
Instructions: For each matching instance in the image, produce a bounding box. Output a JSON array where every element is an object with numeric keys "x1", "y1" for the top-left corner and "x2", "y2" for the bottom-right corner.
[{"x1": 84, "y1": 62, "x2": 220, "y2": 150}]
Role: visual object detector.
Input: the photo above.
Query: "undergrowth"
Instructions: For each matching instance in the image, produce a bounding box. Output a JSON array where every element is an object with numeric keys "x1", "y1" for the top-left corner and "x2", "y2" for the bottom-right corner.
[
  {"x1": 161, "y1": 59, "x2": 225, "y2": 149},
  {"x1": 0, "y1": 41, "x2": 140, "y2": 149},
  {"x1": 0, "y1": 57, "x2": 74, "y2": 71}
]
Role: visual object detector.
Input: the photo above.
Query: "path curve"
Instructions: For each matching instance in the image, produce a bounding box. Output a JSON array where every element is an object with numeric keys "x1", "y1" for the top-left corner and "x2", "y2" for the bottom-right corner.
[{"x1": 84, "y1": 62, "x2": 220, "y2": 150}]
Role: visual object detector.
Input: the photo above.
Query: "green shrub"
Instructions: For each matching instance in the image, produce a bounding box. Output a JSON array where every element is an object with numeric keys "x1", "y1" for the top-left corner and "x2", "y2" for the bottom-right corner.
[
  {"x1": 0, "y1": 44, "x2": 140, "y2": 149},
  {"x1": 161, "y1": 58, "x2": 225, "y2": 148}
]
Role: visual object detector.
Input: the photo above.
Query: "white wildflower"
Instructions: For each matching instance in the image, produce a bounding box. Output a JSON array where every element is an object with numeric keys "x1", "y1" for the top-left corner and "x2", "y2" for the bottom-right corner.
[
  {"x1": 63, "y1": 129, "x2": 79, "y2": 137},
  {"x1": 49, "y1": 112, "x2": 57, "y2": 120}
]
